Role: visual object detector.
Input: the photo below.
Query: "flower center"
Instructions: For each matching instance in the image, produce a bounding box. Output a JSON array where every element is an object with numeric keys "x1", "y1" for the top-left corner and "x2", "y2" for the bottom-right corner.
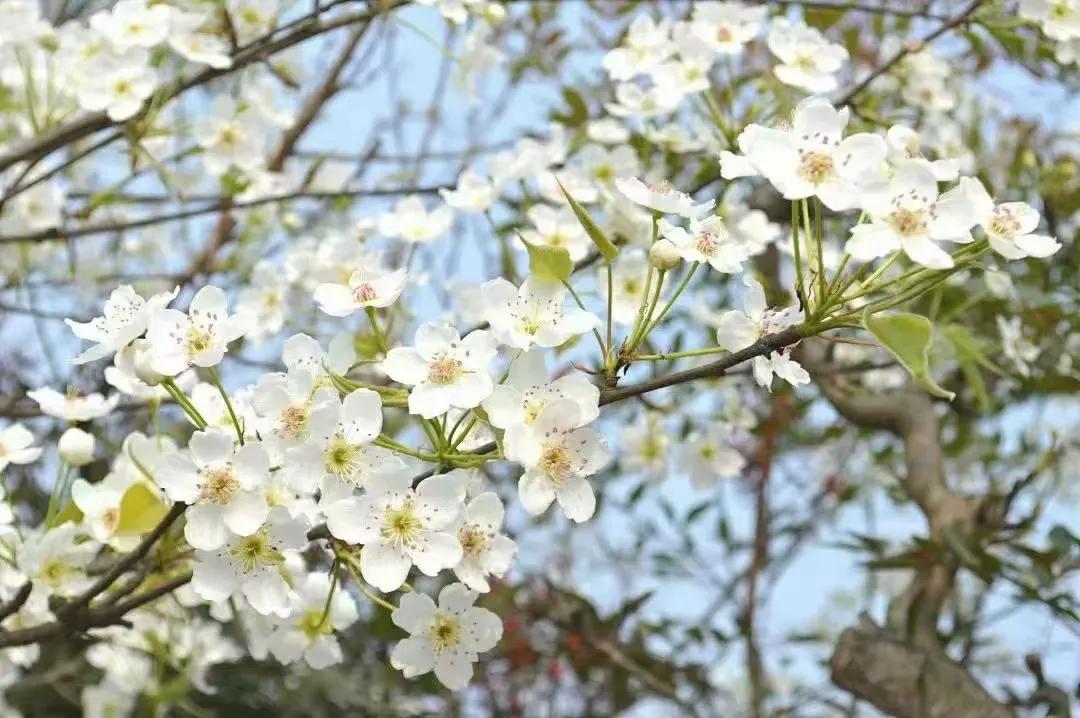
[
  {"x1": 989, "y1": 208, "x2": 1020, "y2": 239},
  {"x1": 887, "y1": 207, "x2": 928, "y2": 237},
  {"x1": 353, "y1": 283, "x2": 377, "y2": 303},
  {"x1": 381, "y1": 500, "x2": 422, "y2": 545},
  {"x1": 540, "y1": 440, "x2": 575, "y2": 483},
  {"x1": 186, "y1": 326, "x2": 213, "y2": 356},
  {"x1": 298, "y1": 609, "x2": 333, "y2": 640},
  {"x1": 199, "y1": 467, "x2": 240, "y2": 504},
  {"x1": 428, "y1": 354, "x2": 464, "y2": 385},
  {"x1": 459, "y1": 526, "x2": 491, "y2": 557},
  {"x1": 229, "y1": 530, "x2": 283, "y2": 573},
  {"x1": 797, "y1": 151, "x2": 834, "y2": 184},
  {"x1": 717, "y1": 26, "x2": 734, "y2": 42},
  {"x1": 696, "y1": 231, "x2": 720, "y2": 256},
  {"x1": 102, "y1": 508, "x2": 120, "y2": 532},
  {"x1": 427, "y1": 613, "x2": 461, "y2": 652},
  {"x1": 279, "y1": 404, "x2": 308, "y2": 439},
  {"x1": 324, "y1": 437, "x2": 362, "y2": 477},
  {"x1": 646, "y1": 179, "x2": 672, "y2": 194},
  {"x1": 38, "y1": 558, "x2": 72, "y2": 586}
]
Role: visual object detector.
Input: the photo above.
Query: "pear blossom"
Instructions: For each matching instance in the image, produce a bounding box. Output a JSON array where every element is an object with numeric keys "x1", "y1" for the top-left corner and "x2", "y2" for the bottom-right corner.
[
  {"x1": 191, "y1": 508, "x2": 309, "y2": 616},
  {"x1": 390, "y1": 583, "x2": 502, "y2": 690},
  {"x1": 615, "y1": 176, "x2": 713, "y2": 217},
  {"x1": 382, "y1": 323, "x2": 498, "y2": 419},
  {"x1": 1020, "y1": 0, "x2": 1080, "y2": 41},
  {"x1": 519, "y1": 204, "x2": 592, "y2": 262},
  {"x1": 17, "y1": 524, "x2": 98, "y2": 598},
  {"x1": 599, "y1": 249, "x2": 653, "y2": 324},
  {"x1": 27, "y1": 387, "x2": 118, "y2": 422},
  {"x1": 377, "y1": 196, "x2": 454, "y2": 243},
  {"x1": 71, "y1": 477, "x2": 126, "y2": 545},
  {"x1": 314, "y1": 267, "x2": 407, "y2": 317},
  {"x1": 730, "y1": 97, "x2": 887, "y2": 211},
  {"x1": 767, "y1": 18, "x2": 848, "y2": 93},
  {"x1": 169, "y1": 10, "x2": 232, "y2": 68},
  {"x1": 507, "y1": 399, "x2": 610, "y2": 523},
  {"x1": 281, "y1": 389, "x2": 404, "y2": 499},
  {"x1": 660, "y1": 214, "x2": 752, "y2": 273},
  {"x1": 75, "y1": 54, "x2": 159, "y2": 121},
  {"x1": 480, "y1": 277, "x2": 600, "y2": 351},
  {"x1": 66, "y1": 285, "x2": 178, "y2": 365},
  {"x1": 997, "y1": 316, "x2": 1039, "y2": 377},
  {"x1": 602, "y1": 15, "x2": 674, "y2": 80},
  {"x1": 483, "y1": 350, "x2": 599, "y2": 436},
  {"x1": 452, "y1": 492, "x2": 517, "y2": 592},
  {"x1": 621, "y1": 413, "x2": 670, "y2": 479},
  {"x1": 680, "y1": 427, "x2": 746, "y2": 489},
  {"x1": 89, "y1": 0, "x2": 171, "y2": 51},
  {"x1": 146, "y1": 285, "x2": 248, "y2": 376},
  {"x1": 156, "y1": 429, "x2": 271, "y2": 550},
  {"x1": 439, "y1": 170, "x2": 497, "y2": 212},
  {"x1": 605, "y1": 81, "x2": 683, "y2": 118},
  {"x1": 194, "y1": 96, "x2": 271, "y2": 176},
  {"x1": 0, "y1": 424, "x2": 42, "y2": 471},
  {"x1": 280, "y1": 332, "x2": 356, "y2": 386},
  {"x1": 252, "y1": 370, "x2": 337, "y2": 458},
  {"x1": 650, "y1": 239, "x2": 682, "y2": 269},
  {"x1": 323, "y1": 472, "x2": 465, "y2": 592},
  {"x1": 689, "y1": 1, "x2": 767, "y2": 54},
  {"x1": 713, "y1": 275, "x2": 809, "y2": 390},
  {"x1": 105, "y1": 339, "x2": 170, "y2": 399},
  {"x1": 266, "y1": 571, "x2": 358, "y2": 669},
  {"x1": 961, "y1": 178, "x2": 1061, "y2": 259},
  {"x1": 886, "y1": 125, "x2": 959, "y2": 182},
  {"x1": 846, "y1": 161, "x2": 980, "y2": 269}
]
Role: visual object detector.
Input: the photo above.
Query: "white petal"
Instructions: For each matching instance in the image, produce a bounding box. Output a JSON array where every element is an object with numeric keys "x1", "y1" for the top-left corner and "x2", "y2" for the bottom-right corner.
[
  {"x1": 392, "y1": 591, "x2": 437, "y2": 633},
  {"x1": 555, "y1": 476, "x2": 596, "y2": 523},
  {"x1": 360, "y1": 540, "x2": 412, "y2": 592},
  {"x1": 518, "y1": 472, "x2": 555, "y2": 515}
]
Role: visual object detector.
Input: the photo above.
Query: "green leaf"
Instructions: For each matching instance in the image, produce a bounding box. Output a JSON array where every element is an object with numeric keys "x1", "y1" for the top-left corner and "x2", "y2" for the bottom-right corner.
[
  {"x1": 863, "y1": 310, "x2": 955, "y2": 400},
  {"x1": 522, "y1": 234, "x2": 573, "y2": 283},
  {"x1": 943, "y1": 325, "x2": 995, "y2": 410},
  {"x1": 52, "y1": 501, "x2": 84, "y2": 526},
  {"x1": 117, "y1": 482, "x2": 169, "y2": 536},
  {"x1": 555, "y1": 178, "x2": 618, "y2": 262}
]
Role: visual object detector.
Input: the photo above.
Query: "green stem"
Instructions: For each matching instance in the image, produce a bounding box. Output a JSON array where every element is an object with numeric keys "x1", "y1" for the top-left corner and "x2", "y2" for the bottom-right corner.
[
  {"x1": 791, "y1": 201, "x2": 806, "y2": 307},
  {"x1": 642, "y1": 263, "x2": 699, "y2": 338},
  {"x1": 562, "y1": 279, "x2": 606, "y2": 357},
  {"x1": 633, "y1": 345, "x2": 729, "y2": 361},
  {"x1": 339, "y1": 555, "x2": 396, "y2": 611},
  {"x1": 162, "y1": 378, "x2": 207, "y2": 430},
  {"x1": 317, "y1": 559, "x2": 340, "y2": 629},
  {"x1": 208, "y1": 367, "x2": 244, "y2": 445},
  {"x1": 365, "y1": 307, "x2": 389, "y2": 355},
  {"x1": 629, "y1": 269, "x2": 665, "y2": 351}
]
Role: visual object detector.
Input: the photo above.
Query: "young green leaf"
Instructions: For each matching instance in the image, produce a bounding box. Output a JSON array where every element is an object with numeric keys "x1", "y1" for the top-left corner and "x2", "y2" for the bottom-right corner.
[
  {"x1": 116, "y1": 482, "x2": 170, "y2": 535},
  {"x1": 863, "y1": 310, "x2": 955, "y2": 400},
  {"x1": 521, "y1": 233, "x2": 573, "y2": 282},
  {"x1": 555, "y1": 178, "x2": 619, "y2": 262}
]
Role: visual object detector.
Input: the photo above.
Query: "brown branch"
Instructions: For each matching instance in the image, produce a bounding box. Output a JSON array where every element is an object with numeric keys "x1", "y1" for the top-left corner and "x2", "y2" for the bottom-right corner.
[{"x1": 836, "y1": 0, "x2": 984, "y2": 106}]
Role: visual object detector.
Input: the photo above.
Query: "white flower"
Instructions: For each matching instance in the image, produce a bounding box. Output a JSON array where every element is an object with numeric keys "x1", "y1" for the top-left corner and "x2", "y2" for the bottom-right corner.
[
  {"x1": 169, "y1": 10, "x2": 232, "y2": 68},
  {"x1": 519, "y1": 204, "x2": 592, "y2": 262},
  {"x1": 886, "y1": 125, "x2": 959, "y2": 182},
  {"x1": 82, "y1": 684, "x2": 136, "y2": 718},
  {"x1": 191, "y1": 508, "x2": 308, "y2": 616},
  {"x1": 439, "y1": 170, "x2": 496, "y2": 212},
  {"x1": 71, "y1": 477, "x2": 124, "y2": 544},
  {"x1": 481, "y1": 277, "x2": 599, "y2": 351},
  {"x1": 1020, "y1": 0, "x2": 1080, "y2": 41},
  {"x1": 315, "y1": 267, "x2": 407, "y2": 317},
  {"x1": 382, "y1": 323, "x2": 498, "y2": 419},
  {"x1": 18, "y1": 524, "x2": 98, "y2": 598},
  {"x1": 997, "y1": 316, "x2": 1039, "y2": 378},
  {"x1": 89, "y1": 0, "x2": 171, "y2": 51},
  {"x1": 281, "y1": 389, "x2": 404, "y2": 499},
  {"x1": 59, "y1": 428, "x2": 96, "y2": 467},
  {"x1": 621, "y1": 413, "x2": 670, "y2": 479},
  {"x1": 731, "y1": 97, "x2": 887, "y2": 211},
  {"x1": 66, "y1": 285, "x2": 177, "y2": 364},
  {"x1": 194, "y1": 96, "x2": 270, "y2": 176},
  {"x1": 266, "y1": 571, "x2": 358, "y2": 669},
  {"x1": 147, "y1": 285, "x2": 247, "y2": 376},
  {"x1": 960, "y1": 178, "x2": 1061, "y2": 260},
  {"x1": 390, "y1": 583, "x2": 502, "y2": 690},
  {"x1": 660, "y1": 214, "x2": 751, "y2": 273},
  {"x1": 452, "y1": 491, "x2": 516, "y2": 592},
  {"x1": 846, "y1": 161, "x2": 979, "y2": 269},
  {"x1": 767, "y1": 18, "x2": 848, "y2": 93},
  {"x1": 377, "y1": 196, "x2": 454, "y2": 243},
  {"x1": 75, "y1": 52, "x2": 159, "y2": 121},
  {"x1": 714, "y1": 275, "x2": 809, "y2": 390},
  {"x1": 252, "y1": 370, "x2": 337, "y2": 458},
  {"x1": 105, "y1": 339, "x2": 169, "y2": 398},
  {"x1": 27, "y1": 387, "x2": 118, "y2": 422},
  {"x1": 689, "y1": 1, "x2": 767, "y2": 54},
  {"x1": 323, "y1": 472, "x2": 464, "y2": 592},
  {"x1": 507, "y1": 399, "x2": 609, "y2": 523},
  {"x1": 599, "y1": 249, "x2": 653, "y2": 324},
  {"x1": 483, "y1": 349, "x2": 599, "y2": 437},
  {"x1": 156, "y1": 429, "x2": 270, "y2": 550},
  {"x1": 0, "y1": 423, "x2": 42, "y2": 471},
  {"x1": 605, "y1": 81, "x2": 683, "y2": 118},
  {"x1": 280, "y1": 332, "x2": 355, "y2": 386},
  {"x1": 602, "y1": 15, "x2": 674, "y2": 80},
  {"x1": 680, "y1": 427, "x2": 746, "y2": 489},
  {"x1": 615, "y1": 176, "x2": 713, "y2": 217}
]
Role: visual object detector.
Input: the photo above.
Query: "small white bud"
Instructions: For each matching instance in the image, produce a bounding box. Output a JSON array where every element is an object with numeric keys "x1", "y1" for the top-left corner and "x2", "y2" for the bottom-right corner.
[
  {"x1": 59, "y1": 427, "x2": 95, "y2": 467},
  {"x1": 648, "y1": 239, "x2": 681, "y2": 270},
  {"x1": 130, "y1": 339, "x2": 164, "y2": 386}
]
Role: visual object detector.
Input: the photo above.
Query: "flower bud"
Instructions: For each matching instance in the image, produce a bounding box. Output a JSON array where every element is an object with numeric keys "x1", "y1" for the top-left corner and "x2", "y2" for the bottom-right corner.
[
  {"x1": 59, "y1": 427, "x2": 95, "y2": 467},
  {"x1": 648, "y1": 239, "x2": 681, "y2": 270},
  {"x1": 130, "y1": 339, "x2": 164, "y2": 386}
]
